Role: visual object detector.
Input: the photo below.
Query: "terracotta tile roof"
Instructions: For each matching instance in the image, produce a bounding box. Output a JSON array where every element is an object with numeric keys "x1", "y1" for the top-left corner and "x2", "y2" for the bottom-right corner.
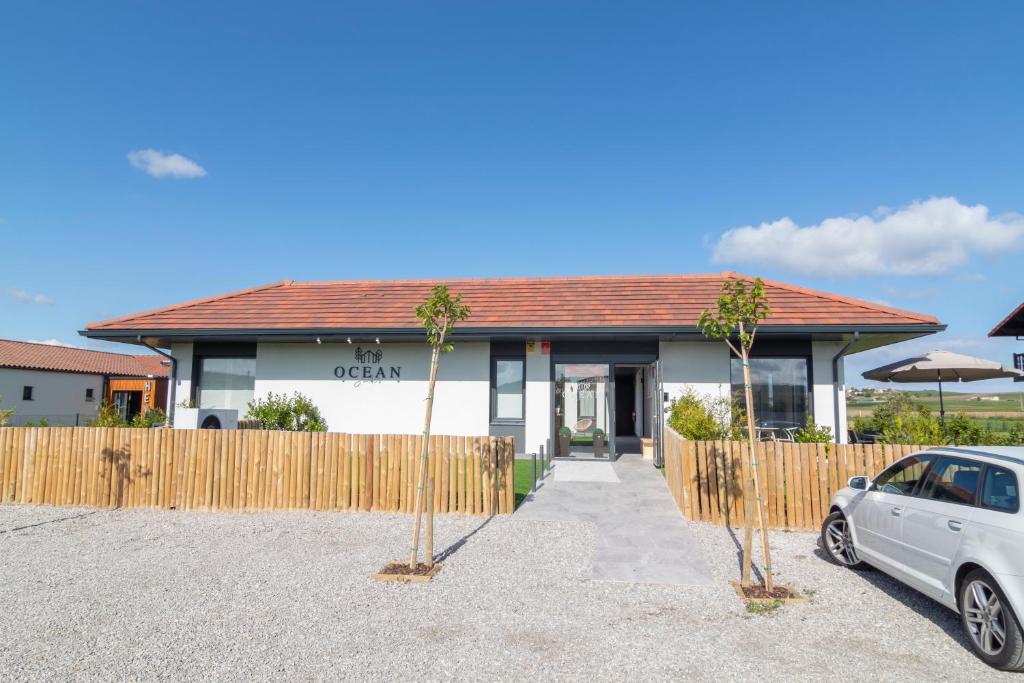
[
  {"x1": 84, "y1": 272, "x2": 940, "y2": 333},
  {"x1": 0, "y1": 339, "x2": 169, "y2": 377}
]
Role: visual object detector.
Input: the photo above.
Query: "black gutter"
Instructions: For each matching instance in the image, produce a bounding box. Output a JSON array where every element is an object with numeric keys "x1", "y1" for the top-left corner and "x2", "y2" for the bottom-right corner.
[
  {"x1": 832, "y1": 331, "x2": 860, "y2": 444},
  {"x1": 137, "y1": 336, "x2": 178, "y2": 427}
]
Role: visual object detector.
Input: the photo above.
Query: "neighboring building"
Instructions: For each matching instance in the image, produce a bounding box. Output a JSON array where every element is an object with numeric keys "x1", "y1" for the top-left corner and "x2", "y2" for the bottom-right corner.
[
  {"x1": 990, "y1": 301, "x2": 1024, "y2": 382},
  {"x1": 80, "y1": 273, "x2": 943, "y2": 454},
  {"x1": 0, "y1": 339, "x2": 169, "y2": 425}
]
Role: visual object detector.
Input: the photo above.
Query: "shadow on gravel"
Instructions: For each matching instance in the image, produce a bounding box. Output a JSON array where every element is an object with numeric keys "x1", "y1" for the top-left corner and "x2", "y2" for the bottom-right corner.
[
  {"x1": 812, "y1": 541, "x2": 972, "y2": 653},
  {"x1": 725, "y1": 525, "x2": 765, "y2": 585},
  {"x1": 1, "y1": 509, "x2": 103, "y2": 535},
  {"x1": 432, "y1": 515, "x2": 494, "y2": 564}
]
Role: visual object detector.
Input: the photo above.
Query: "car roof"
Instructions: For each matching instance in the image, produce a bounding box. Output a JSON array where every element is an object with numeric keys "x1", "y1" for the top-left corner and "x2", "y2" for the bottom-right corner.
[{"x1": 921, "y1": 446, "x2": 1024, "y2": 467}]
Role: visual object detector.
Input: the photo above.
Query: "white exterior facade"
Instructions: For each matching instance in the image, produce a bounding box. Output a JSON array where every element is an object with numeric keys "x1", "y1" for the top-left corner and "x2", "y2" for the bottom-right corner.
[
  {"x1": 0, "y1": 367, "x2": 103, "y2": 426},
  {"x1": 171, "y1": 338, "x2": 850, "y2": 452}
]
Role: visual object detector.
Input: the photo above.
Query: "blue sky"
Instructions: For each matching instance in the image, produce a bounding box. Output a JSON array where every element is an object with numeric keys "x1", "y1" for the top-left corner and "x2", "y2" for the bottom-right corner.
[{"x1": 2, "y1": 2, "x2": 1023, "y2": 390}]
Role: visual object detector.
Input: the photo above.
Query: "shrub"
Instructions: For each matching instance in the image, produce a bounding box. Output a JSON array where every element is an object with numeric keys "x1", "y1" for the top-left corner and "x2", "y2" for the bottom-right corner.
[
  {"x1": 666, "y1": 388, "x2": 744, "y2": 441},
  {"x1": 130, "y1": 408, "x2": 167, "y2": 428},
  {"x1": 793, "y1": 417, "x2": 833, "y2": 444},
  {"x1": 246, "y1": 392, "x2": 327, "y2": 432},
  {"x1": 87, "y1": 401, "x2": 127, "y2": 427},
  {"x1": 856, "y1": 393, "x2": 1024, "y2": 446},
  {"x1": 0, "y1": 395, "x2": 12, "y2": 427},
  {"x1": 24, "y1": 418, "x2": 50, "y2": 427}
]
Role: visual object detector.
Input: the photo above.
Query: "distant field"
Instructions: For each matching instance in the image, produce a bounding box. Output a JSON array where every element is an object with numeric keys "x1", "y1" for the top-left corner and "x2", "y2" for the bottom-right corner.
[
  {"x1": 847, "y1": 389, "x2": 1024, "y2": 417},
  {"x1": 848, "y1": 390, "x2": 1024, "y2": 422}
]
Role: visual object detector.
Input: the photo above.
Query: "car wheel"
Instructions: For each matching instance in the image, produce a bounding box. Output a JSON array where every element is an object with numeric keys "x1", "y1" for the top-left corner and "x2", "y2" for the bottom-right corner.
[
  {"x1": 959, "y1": 569, "x2": 1024, "y2": 671},
  {"x1": 820, "y1": 511, "x2": 864, "y2": 569}
]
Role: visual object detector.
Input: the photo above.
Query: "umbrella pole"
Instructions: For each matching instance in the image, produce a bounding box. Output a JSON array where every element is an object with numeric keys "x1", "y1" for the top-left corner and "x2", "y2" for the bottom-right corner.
[{"x1": 938, "y1": 372, "x2": 946, "y2": 434}]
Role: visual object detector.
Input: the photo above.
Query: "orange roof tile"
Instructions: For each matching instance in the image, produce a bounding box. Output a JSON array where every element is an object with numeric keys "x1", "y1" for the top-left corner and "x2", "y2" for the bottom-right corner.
[
  {"x1": 0, "y1": 339, "x2": 169, "y2": 377},
  {"x1": 84, "y1": 272, "x2": 940, "y2": 333}
]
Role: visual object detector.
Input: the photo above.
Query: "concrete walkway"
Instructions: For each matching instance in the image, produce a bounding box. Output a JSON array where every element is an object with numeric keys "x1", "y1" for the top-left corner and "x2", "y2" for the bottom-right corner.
[{"x1": 516, "y1": 455, "x2": 713, "y2": 586}]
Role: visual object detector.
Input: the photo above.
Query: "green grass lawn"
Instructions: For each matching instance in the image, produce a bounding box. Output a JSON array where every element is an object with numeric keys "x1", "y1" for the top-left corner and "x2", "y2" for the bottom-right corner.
[{"x1": 514, "y1": 458, "x2": 548, "y2": 508}]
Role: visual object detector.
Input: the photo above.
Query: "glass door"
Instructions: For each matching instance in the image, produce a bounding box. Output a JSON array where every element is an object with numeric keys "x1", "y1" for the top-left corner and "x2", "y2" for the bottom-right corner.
[{"x1": 554, "y1": 363, "x2": 610, "y2": 459}]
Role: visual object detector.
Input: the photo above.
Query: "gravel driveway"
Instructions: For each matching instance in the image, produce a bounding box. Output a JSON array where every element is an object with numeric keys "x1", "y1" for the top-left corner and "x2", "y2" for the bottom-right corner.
[{"x1": 0, "y1": 505, "x2": 1016, "y2": 681}]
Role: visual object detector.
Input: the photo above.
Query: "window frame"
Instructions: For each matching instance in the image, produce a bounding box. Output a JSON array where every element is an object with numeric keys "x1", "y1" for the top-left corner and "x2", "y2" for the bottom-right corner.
[
  {"x1": 729, "y1": 354, "x2": 813, "y2": 427},
  {"x1": 870, "y1": 454, "x2": 936, "y2": 497},
  {"x1": 189, "y1": 343, "x2": 258, "y2": 406},
  {"x1": 85, "y1": 387, "x2": 94, "y2": 402},
  {"x1": 490, "y1": 356, "x2": 525, "y2": 425},
  {"x1": 22, "y1": 385, "x2": 33, "y2": 401},
  {"x1": 916, "y1": 456, "x2": 984, "y2": 508},
  {"x1": 978, "y1": 463, "x2": 1020, "y2": 514}
]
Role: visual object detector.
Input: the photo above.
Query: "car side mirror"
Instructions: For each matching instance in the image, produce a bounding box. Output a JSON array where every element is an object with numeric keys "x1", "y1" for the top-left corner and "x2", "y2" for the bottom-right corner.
[{"x1": 848, "y1": 476, "x2": 869, "y2": 491}]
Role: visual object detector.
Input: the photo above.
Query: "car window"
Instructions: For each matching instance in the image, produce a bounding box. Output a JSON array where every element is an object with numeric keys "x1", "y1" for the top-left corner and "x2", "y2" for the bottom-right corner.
[
  {"x1": 920, "y1": 457, "x2": 983, "y2": 506},
  {"x1": 980, "y1": 466, "x2": 1020, "y2": 513},
  {"x1": 873, "y1": 455, "x2": 933, "y2": 495}
]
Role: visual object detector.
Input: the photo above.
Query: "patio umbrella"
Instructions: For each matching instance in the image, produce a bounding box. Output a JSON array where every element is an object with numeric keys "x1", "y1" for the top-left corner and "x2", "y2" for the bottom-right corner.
[{"x1": 862, "y1": 350, "x2": 1023, "y2": 427}]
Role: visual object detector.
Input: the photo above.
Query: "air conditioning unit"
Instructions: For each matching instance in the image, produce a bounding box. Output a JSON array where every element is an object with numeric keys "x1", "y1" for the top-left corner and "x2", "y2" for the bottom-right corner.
[
  {"x1": 197, "y1": 408, "x2": 238, "y2": 430},
  {"x1": 174, "y1": 408, "x2": 239, "y2": 429}
]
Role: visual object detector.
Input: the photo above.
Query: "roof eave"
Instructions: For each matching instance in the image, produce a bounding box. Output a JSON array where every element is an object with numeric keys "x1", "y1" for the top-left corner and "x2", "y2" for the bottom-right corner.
[{"x1": 79, "y1": 322, "x2": 946, "y2": 347}]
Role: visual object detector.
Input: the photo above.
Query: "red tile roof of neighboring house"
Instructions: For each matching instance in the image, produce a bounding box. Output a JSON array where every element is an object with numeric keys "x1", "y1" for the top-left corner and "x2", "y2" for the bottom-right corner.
[
  {"x1": 83, "y1": 272, "x2": 940, "y2": 333},
  {"x1": 0, "y1": 339, "x2": 169, "y2": 377}
]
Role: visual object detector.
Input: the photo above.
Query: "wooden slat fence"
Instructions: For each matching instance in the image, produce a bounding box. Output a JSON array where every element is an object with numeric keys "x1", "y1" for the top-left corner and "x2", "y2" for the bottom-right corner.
[
  {"x1": 663, "y1": 428, "x2": 933, "y2": 531},
  {"x1": 0, "y1": 427, "x2": 515, "y2": 515}
]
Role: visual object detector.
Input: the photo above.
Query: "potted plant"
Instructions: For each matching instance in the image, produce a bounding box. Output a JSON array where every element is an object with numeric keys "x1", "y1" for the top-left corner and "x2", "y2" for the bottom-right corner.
[
  {"x1": 558, "y1": 426, "x2": 571, "y2": 457},
  {"x1": 593, "y1": 428, "x2": 605, "y2": 458}
]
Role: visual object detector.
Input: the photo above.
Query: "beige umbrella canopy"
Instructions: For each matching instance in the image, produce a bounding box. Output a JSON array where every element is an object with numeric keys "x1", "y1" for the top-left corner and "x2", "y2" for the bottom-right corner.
[{"x1": 862, "y1": 350, "x2": 1023, "y2": 425}]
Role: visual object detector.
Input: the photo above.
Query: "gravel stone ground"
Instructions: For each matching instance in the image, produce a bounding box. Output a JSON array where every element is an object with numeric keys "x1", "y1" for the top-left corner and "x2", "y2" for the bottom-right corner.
[{"x1": 0, "y1": 505, "x2": 1016, "y2": 681}]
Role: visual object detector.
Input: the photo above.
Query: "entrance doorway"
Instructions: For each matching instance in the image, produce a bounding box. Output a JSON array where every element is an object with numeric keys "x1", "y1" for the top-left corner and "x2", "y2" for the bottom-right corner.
[
  {"x1": 554, "y1": 363, "x2": 610, "y2": 459},
  {"x1": 614, "y1": 367, "x2": 636, "y2": 437},
  {"x1": 112, "y1": 390, "x2": 143, "y2": 422}
]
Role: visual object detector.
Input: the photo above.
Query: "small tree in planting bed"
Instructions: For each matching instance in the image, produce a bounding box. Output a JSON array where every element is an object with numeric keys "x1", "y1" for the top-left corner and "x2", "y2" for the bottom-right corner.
[{"x1": 698, "y1": 277, "x2": 777, "y2": 593}]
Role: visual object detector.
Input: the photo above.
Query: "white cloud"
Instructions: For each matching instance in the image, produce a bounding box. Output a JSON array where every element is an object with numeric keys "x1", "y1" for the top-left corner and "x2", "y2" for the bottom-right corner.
[
  {"x1": 711, "y1": 197, "x2": 1024, "y2": 277},
  {"x1": 26, "y1": 339, "x2": 79, "y2": 348},
  {"x1": 3, "y1": 287, "x2": 53, "y2": 305},
  {"x1": 127, "y1": 149, "x2": 207, "y2": 179}
]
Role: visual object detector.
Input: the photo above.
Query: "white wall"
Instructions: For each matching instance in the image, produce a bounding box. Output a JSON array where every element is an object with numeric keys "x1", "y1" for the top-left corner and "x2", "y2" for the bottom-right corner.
[
  {"x1": 0, "y1": 368, "x2": 103, "y2": 425},
  {"x1": 170, "y1": 342, "x2": 194, "y2": 413},
  {"x1": 812, "y1": 341, "x2": 847, "y2": 443},
  {"x1": 254, "y1": 342, "x2": 490, "y2": 436},
  {"x1": 524, "y1": 341, "x2": 551, "y2": 456},
  {"x1": 660, "y1": 341, "x2": 732, "y2": 403}
]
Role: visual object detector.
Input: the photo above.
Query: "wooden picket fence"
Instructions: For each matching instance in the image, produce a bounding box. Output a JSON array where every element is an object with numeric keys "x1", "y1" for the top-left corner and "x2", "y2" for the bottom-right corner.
[
  {"x1": 663, "y1": 428, "x2": 935, "y2": 531},
  {"x1": 0, "y1": 427, "x2": 515, "y2": 515}
]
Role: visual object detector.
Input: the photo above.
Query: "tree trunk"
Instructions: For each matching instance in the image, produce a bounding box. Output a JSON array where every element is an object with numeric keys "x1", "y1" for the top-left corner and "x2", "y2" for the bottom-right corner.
[
  {"x1": 740, "y1": 341, "x2": 774, "y2": 591},
  {"x1": 740, "y1": 349, "x2": 755, "y2": 587},
  {"x1": 409, "y1": 343, "x2": 442, "y2": 568}
]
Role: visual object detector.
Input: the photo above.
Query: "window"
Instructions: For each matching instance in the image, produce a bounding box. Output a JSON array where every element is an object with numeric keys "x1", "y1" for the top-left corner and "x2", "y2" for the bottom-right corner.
[
  {"x1": 873, "y1": 455, "x2": 934, "y2": 496},
  {"x1": 980, "y1": 466, "x2": 1019, "y2": 513},
  {"x1": 730, "y1": 357, "x2": 809, "y2": 429},
  {"x1": 578, "y1": 380, "x2": 596, "y2": 419},
  {"x1": 491, "y1": 358, "x2": 524, "y2": 421},
  {"x1": 197, "y1": 357, "x2": 256, "y2": 414},
  {"x1": 85, "y1": 388, "x2": 94, "y2": 402},
  {"x1": 22, "y1": 386, "x2": 33, "y2": 401},
  {"x1": 920, "y1": 457, "x2": 983, "y2": 506}
]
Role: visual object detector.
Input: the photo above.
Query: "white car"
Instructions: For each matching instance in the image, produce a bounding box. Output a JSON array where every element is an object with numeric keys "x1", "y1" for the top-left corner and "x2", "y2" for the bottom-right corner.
[{"x1": 822, "y1": 447, "x2": 1024, "y2": 671}]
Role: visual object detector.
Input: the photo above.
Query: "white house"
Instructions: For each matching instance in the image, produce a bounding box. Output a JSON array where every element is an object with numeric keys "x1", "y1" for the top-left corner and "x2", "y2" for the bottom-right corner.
[
  {"x1": 79, "y1": 273, "x2": 943, "y2": 457},
  {"x1": 0, "y1": 339, "x2": 169, "y2": 426}
]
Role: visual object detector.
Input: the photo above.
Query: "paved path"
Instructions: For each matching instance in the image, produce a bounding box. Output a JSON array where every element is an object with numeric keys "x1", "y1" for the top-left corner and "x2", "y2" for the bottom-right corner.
[{"x1": 516, "y1": 454, "x2": 713, "y2": 585}]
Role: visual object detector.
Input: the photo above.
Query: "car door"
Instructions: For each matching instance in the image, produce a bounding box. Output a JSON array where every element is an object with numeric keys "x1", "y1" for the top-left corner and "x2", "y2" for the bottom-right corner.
[
  {"x1": 850, "y1": 455, "x2": 934, "y2": 574},
  {"x1": 901, "y1": 456, "x2": 982, "y2": 600}
]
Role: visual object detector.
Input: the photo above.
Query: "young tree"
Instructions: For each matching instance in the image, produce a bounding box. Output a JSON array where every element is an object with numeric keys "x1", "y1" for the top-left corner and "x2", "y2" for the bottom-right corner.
[
  {"x1": 698, "y1": 277, "x2": 775, "y2": 591},
  {"x1": 408, "y1": 284, "x2": 471, "y2": 568}
]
